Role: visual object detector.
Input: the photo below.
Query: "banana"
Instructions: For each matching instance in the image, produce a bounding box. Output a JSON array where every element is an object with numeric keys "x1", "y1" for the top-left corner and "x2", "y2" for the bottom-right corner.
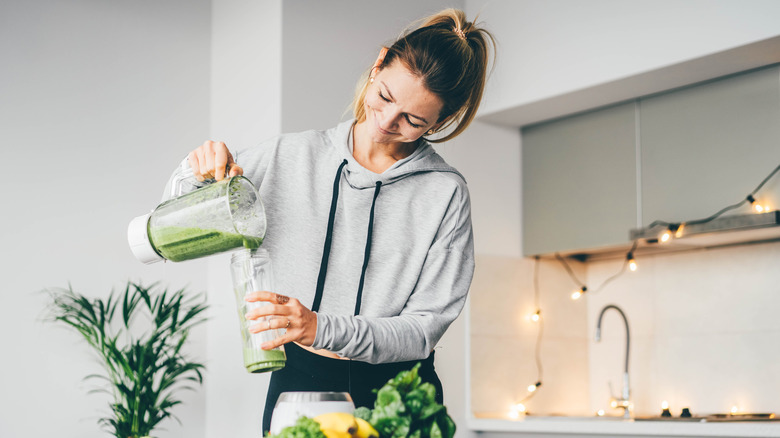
[
  {"x1": 354, "y1": 417, "x2": 379, "y2": 438},
  {"x1": 320, "y1": 429, "x2": 353, "y2": 438},
  {"x1": 314, "y1": 412, "x2": 358, "y2": 437}
]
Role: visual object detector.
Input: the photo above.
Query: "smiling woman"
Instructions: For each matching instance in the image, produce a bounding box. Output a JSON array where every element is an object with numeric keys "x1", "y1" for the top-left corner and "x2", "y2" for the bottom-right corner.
[{"x1": 164, "y1": 7, "x2": 496, "y2": 435}]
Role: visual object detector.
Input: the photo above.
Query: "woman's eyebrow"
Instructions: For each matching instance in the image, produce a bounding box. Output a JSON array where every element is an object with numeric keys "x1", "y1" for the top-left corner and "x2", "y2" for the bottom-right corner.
[{"x1": 382, "y1": 82, "x2": 430, "y2": 124}]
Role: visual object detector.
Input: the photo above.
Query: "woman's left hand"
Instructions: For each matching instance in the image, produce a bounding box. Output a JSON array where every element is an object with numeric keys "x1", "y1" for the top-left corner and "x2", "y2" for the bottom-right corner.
[{"x1": 244, "y1": 291, "x2": 318, "y2": 350}]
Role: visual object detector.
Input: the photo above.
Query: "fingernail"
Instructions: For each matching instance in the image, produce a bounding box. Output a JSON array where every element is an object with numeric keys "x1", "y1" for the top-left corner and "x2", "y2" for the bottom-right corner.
[{"x1": 261, "y1": 343, "x2": 271, "y2": 350}]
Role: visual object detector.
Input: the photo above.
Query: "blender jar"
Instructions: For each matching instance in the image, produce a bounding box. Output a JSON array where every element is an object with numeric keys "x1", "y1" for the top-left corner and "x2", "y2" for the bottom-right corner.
[
  {"x1": 230, "y1": 248, "x2": 286, "y2": 373},
  {"x1": 128, "y1": 176, "x2": 266, "y2": 264}
]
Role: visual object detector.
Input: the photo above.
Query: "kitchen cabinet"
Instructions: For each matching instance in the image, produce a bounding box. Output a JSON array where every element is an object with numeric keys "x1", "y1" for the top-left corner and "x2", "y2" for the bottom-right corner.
[
  {"x1": 639, "y1": 65, "x2": 780, "y2": 226},
  {"x1": 522, "y1": 102, "x2": 638, "y2": 256},
  {"x1": 521, "y1": 65, "x2": 780, "y2": 256}
]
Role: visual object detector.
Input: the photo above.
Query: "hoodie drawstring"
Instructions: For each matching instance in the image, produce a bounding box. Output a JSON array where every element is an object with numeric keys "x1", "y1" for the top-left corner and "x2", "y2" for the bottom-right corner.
[
  {"x1": 354, "y1": 180, "x2": 382, "y2": 315},
  {"x1": 310, "y1": 159, "x2": 382, "y2": 316},
  {"x1": 312, "y1": 159, "x2": 348, "y2": 312}
]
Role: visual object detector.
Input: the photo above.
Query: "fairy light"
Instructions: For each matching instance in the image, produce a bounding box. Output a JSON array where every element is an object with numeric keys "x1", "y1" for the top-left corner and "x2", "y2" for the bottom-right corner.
[
  {"x1": 597, "y1": 409, "x2": 605, "y2": 417},
  {"x1": 731, "y1": 405, "x2": 740, "y2": 415},
  {"x1": 627, "y1": 252, "x2": 637, "y2": 272},
  {"x1": 674, "y1": 223, "x2": 686, "y2": 238},
  {"x1": 529, "y1": 309, "x2": 541, "y2": 322},
  {"x1": 747, "y1": 195, "x2": 769, "y2": 213},
  {"x1": 571, "y1": 286, "x2": 586, "y2": 300},
  {"x1": 527, "y1": 381, "x2": 542, "y2": 393}
]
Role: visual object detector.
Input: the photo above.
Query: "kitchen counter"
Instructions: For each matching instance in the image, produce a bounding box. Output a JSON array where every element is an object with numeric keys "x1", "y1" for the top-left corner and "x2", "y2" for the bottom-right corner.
[{"x1": 468, "y1": 415, "x2": 780, "y2": 437}]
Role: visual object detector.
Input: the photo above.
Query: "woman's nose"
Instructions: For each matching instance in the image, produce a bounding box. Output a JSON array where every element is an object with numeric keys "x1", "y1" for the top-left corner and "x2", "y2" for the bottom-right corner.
[{"x1": 378, "y1": 109, "x2": 401, "y2": 131}]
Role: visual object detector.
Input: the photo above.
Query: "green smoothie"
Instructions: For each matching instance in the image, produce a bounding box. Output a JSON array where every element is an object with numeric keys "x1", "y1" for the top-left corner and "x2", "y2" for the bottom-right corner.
[
  {"x1": 243, "y1": 347, "x2": 286, "y2": 373},
  {"x1": 150, "y1": 226, "x2": 263, "y2": 262}
]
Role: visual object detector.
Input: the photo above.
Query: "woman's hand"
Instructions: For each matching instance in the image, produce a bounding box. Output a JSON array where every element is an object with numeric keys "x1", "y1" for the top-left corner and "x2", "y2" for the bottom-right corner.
[
  {"x1": 188, "y1": 140, "x2": 243, "y2": 181},
  {"x1": 245, "y1": 291, "x2": 318, "y2": 350}
]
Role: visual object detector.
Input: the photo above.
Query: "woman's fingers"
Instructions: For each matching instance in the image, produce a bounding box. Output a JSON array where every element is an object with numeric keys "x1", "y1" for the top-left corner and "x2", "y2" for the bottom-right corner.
[
  {"x1": 188, "y1": 140, "x2": 235, "y2": 181},
  {"x1": 245, "y1": 303, "x2": 289, "y2": 321},
  {"x1": 245, "y1": 290, "x2": 286, "y2": 303},
  {"x1": 244, "y1": 292, "x2": 317, "y2": 348}
]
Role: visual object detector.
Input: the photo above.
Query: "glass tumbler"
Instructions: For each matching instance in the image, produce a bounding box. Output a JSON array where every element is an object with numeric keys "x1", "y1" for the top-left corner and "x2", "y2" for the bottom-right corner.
[{"x1": 230, "y1": 248, "x2": 286, "y2": 373}]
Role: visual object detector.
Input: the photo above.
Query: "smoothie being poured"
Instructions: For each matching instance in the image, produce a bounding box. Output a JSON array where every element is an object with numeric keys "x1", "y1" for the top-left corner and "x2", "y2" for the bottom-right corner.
[{"x1": 128, "y1": 175, "x2": 267, "y2": 264}]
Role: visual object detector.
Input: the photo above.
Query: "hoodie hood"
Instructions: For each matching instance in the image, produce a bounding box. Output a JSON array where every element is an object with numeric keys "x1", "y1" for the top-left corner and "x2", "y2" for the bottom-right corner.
[{"x1": 328, "y1": 119, "x2": 466, "y2": 189}]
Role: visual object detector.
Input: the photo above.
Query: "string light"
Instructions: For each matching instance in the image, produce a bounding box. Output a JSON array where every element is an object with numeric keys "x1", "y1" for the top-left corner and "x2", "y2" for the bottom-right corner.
[
  {"x1": 659, "y1": 223, "x2": 680, "y2": 243},
  {"x1": 627, "y1": 252, "x2": 637, "y2": 272},
  {"x1": 645, "y1": 163, "x2": 780, "y2": 240},
  {"x1": 513, "y1": 258, "x2": 546, "y2": 415},
  {"x1": 556, "y1": 240, "x2": 638, "y2": 302},
  {"x1": 507, "y1": 403, "x2": 527, "y2": 419},
  {"x1": 747, "y1": 195, "x2": 770, "y2": 213}
]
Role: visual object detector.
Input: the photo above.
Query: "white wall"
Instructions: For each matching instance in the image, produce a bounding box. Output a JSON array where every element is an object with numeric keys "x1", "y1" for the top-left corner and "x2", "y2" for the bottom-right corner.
[
  {"x1": 0, "y1": 1, "x2": 211, "y2": 437},
  {"x1": 205, "y1": 1, "x2": 282, "y2": 438}
]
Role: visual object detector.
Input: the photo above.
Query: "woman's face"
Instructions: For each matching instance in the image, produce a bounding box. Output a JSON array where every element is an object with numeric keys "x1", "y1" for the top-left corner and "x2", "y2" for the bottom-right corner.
[{"x1": 363, "y1": 60, "x2": 444, "y2": 145}]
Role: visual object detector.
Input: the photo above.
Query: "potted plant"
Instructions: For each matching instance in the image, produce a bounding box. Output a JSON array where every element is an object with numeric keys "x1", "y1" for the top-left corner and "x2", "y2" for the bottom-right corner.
[{"x1": 46, "y1": 281, "x2": 208, "y2": 438}]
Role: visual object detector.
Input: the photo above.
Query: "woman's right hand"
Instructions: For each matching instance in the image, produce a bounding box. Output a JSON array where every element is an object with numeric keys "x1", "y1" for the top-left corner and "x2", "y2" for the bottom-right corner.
[{"x1": 188, "y1": 140, "x2": 244, "y2": 181}]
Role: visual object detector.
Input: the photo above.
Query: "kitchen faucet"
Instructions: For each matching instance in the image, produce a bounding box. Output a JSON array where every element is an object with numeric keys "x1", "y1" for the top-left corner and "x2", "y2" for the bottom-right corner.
[{"x1": 595, "y1": 304, "x2": 631, "y2": 419}]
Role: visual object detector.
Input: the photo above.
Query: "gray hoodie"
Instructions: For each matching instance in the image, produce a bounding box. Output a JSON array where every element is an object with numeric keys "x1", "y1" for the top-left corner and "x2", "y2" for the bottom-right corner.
[{"x1": 178, "y1": 120, "x2": 474, "y2": 364}]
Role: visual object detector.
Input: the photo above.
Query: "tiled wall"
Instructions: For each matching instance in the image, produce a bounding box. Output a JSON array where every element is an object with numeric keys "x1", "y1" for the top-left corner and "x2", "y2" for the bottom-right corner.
[
  {"x1": 587, "y1": 240, "x2": 780, "y2": 418},
  {"x1": 470, "y1": 240, "x2": 780, "y2": 418}
]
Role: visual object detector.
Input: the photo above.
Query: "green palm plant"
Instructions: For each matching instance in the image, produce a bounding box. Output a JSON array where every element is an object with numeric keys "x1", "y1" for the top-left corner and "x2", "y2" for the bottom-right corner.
[{"x1": 46, "y1": 281, "x2": 208, "y2": 438}]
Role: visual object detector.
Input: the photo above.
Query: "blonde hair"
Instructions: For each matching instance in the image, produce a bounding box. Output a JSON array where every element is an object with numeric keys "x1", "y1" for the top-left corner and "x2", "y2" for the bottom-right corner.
[{"x1": 352, "y1": 9, "x2": 496, "y2": 143}]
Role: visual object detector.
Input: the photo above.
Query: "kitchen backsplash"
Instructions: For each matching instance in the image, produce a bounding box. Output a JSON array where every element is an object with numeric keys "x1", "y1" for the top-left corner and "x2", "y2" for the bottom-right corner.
[{"x1": 470, "y1": 240, "x2": 780, "y2": 418}]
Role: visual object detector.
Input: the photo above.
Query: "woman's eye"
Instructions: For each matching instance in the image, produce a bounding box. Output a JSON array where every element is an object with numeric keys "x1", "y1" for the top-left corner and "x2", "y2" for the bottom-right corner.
[
  {"x1": 406, "y1": 118, "x2": 422, "y2": 128},
  {"x1": 378, "y1": 91, "x2": 390, "y2": 102}
]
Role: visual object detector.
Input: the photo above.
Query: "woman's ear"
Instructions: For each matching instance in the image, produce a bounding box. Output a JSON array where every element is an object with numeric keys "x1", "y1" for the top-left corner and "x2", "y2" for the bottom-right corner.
[{"x1": 370, "y1": 47, "x2": 389, "y2": 79}]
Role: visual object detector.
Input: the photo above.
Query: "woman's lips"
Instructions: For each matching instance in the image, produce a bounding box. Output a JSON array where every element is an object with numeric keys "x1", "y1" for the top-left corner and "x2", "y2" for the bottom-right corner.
[{"x1": 377, "y1": 126, "x2": 395, "y2": 135}]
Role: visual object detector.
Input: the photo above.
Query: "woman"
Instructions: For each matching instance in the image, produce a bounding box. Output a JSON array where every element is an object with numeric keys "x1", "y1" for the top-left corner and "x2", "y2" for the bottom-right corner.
[{"x1": 180, "y1": 9, "x2": 495, "y2": 433}]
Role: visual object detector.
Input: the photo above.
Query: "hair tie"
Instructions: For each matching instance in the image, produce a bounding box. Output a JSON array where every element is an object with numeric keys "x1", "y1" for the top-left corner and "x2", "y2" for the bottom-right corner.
[{"x1": 454, "y1": 27, "x2": 466, "y2": 40}]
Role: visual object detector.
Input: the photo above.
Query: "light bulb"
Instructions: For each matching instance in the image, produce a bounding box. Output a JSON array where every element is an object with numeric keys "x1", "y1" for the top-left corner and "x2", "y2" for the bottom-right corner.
[
  {"x1": 527, "y1": 384, "x2": 537, "y2": 392},
  {"x1": 610, "y1": 399, "x2": 618, "y2": 408},
  {"x1": 571, "y1": 290, "x2": 582, "y2": 300},
  {"x1": 530, "y1": 310, "x2": 541, "y2": 322},
  {"x1": 661, "y1": 401, "x2": 669, "y2": 410},
  {"x1": 675, "y1": 223, "x2": 686, "y2": 238},
  {"x1": 754, "y1": 203, "x2": 764, "y2": 212},
  {"x1": 597, "y1": 409, "x2": 605, "y2": 417},
  {"x1": 731, "y1": 405, "x2": 739, "y2": 415},
  {"x1": 627, "y1": 252, "x2": 637, "y2": 272},
  {"x1": 660, "y1": 230, "x2": 671, "y2": 242},
  {"x1": 515, "y1": 403, "x2": 526, "y2": 413}
]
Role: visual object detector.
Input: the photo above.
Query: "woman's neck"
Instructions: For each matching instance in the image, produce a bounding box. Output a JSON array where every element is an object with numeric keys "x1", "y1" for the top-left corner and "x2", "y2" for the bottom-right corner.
[{"x1": 352, "y1": 120, "x2": 417, "y2": 174}]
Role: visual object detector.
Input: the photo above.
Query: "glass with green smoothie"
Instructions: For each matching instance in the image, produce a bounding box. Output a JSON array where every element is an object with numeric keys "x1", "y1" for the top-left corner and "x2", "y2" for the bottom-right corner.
[
  {"x1": 128, "y1": 176, "x2": 266, "y2": 264},
  {"x1": 230, "y1": 248, "x2": 286, "y2": 373}
]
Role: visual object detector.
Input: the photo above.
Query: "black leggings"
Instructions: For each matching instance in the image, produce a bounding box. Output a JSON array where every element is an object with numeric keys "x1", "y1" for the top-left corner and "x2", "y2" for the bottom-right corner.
[{"x1": 262, "y1": 342, "x2": 443, "y2": 434}]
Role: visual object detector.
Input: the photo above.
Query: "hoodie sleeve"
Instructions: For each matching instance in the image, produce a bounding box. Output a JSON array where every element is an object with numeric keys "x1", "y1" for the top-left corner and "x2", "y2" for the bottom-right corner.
[{"x1": 311, "y1": 180, "x2": 476, "y2": 364}]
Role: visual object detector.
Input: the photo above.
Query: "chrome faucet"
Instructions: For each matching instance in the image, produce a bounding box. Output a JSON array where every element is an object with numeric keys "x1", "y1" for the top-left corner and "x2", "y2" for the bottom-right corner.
[{"x1": 595, "y1": 304, "x2": 631, "y2": 419}]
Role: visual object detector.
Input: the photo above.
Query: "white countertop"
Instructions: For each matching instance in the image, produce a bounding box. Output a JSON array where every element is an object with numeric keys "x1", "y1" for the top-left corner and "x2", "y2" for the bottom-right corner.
[{"x1": 468, "y1": 416, "x2": 780, "y2": 437}]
